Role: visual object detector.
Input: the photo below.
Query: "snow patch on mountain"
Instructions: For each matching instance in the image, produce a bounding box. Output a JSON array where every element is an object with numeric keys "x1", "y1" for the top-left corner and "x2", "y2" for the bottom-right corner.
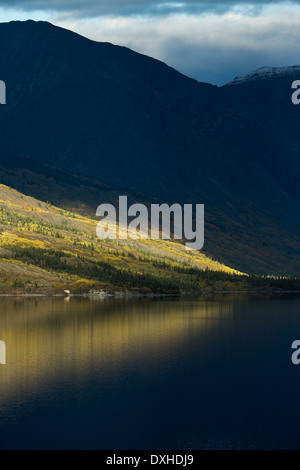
[{"x1": 225, "y1": 66, "x2": 300, "y2": 86}]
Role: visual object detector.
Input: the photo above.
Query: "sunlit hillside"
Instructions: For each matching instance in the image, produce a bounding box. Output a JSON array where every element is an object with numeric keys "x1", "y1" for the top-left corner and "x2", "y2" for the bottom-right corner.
[
  {"x1": 0, "y1": 184, "x2": 241, "y2": 293},
  {"x1": 0, "y1": 184, "x2": 298, "y2": 294}
]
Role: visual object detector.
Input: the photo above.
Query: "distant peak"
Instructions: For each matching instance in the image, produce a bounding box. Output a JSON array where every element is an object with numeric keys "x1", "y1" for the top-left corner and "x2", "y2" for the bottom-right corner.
[
  {"x1": 3, "y1": 19, "x2": 55, "y2": 31},
  {"x1": 8, "y1": 19, "x2": 50, "y2": 25},
  {"x1": 225, "y1": 65, "x2": 300, "y2": 86}
]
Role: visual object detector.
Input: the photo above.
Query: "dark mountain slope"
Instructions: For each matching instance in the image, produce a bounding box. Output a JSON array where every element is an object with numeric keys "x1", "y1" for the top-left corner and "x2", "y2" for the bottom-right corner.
[
  {"x1": 0, "y1": 21, "x2": 299, "y2": 275},
  {"x1": 0, "y1": 154, "x2": 149, "y2": 216}
]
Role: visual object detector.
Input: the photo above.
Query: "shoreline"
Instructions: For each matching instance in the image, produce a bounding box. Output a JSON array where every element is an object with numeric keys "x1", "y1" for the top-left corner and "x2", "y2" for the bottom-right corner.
[{"x1": 0, "y1": 290, "x2": 299, "y2": 298}]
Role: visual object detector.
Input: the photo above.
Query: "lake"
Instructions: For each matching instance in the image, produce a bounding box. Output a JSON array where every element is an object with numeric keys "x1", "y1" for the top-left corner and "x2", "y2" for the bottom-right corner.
[{"x1": 0, "y1": 294, "x2": 300, "y2": 450}]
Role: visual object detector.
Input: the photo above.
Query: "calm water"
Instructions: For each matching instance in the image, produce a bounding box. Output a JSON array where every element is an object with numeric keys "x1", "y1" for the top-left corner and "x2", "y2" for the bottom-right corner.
[{"x1": 0, "y1": 294, "x2": 300, "y2": 450}]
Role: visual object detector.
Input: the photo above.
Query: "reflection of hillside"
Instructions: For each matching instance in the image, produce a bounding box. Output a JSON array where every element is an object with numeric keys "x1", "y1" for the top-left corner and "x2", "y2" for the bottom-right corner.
[{"x1": 0, "y1": 297, "x2": 233, "y2": 403}]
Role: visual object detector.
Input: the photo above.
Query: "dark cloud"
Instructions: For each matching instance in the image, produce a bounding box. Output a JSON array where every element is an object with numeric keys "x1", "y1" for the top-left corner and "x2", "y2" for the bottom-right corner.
[
  {"x1": 163, "y1": 36, "x2": 300, "y2": 85},
  {"x1": 165, "y1": 42, "x2": 289, "y2": 85},
  {"x1": 68, "y1": 11, "x2": 300, "y2": 85},
  {"x1": 0, "y1": 1, "x2": 297, "y2": 17}
]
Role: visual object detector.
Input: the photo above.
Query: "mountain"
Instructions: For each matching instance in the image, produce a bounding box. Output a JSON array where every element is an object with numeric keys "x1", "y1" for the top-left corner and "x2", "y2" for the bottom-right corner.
[
  {"x1": 1, "y1": 183, "x2": 299, "y2": 294},
  {"x1": 0, "y1": 153, "x2": 149, "y2": 216},
  {"x1": 0, "y1": 20, "x2": 299, "y2": 276},
  {"x1": 226, "y1": 65, "x2": 300, "y2": 85},
  {"x1": 0, "y1": 183, "x2": 245, "y2": 294}
]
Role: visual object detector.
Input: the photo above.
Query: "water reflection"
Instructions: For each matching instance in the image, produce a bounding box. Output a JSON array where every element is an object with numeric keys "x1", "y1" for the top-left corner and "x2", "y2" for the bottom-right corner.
[
  {"x1": 1, "y1": 294, "x2": 300, "y2": 449},
  {"x1": 0, "y1": 296, "x2": 232, "y2": 404}
]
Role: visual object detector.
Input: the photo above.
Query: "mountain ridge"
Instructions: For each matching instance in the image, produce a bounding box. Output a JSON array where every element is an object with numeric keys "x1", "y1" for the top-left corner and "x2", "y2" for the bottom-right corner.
[
  {"x1": 0, "y1": 20, "x2": 299, "y2": 276},
  {"x1": 225, "y1": 65, "x2": 300, "y2": 86}
]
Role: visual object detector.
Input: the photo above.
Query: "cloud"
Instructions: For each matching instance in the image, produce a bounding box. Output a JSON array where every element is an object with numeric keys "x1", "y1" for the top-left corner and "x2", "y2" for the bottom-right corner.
[
  {"x1": 53, "y1": 7, "x2": 300, "y2": 84},
  {"x1": 0, "y1": 1, "x2": 298, "y2": 18}
]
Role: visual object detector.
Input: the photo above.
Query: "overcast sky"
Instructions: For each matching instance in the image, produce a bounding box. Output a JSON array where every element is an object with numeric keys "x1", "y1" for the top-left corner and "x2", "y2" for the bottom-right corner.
[{"x1": 0, "y1": 1, "x2": 300, "y2": 85}]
